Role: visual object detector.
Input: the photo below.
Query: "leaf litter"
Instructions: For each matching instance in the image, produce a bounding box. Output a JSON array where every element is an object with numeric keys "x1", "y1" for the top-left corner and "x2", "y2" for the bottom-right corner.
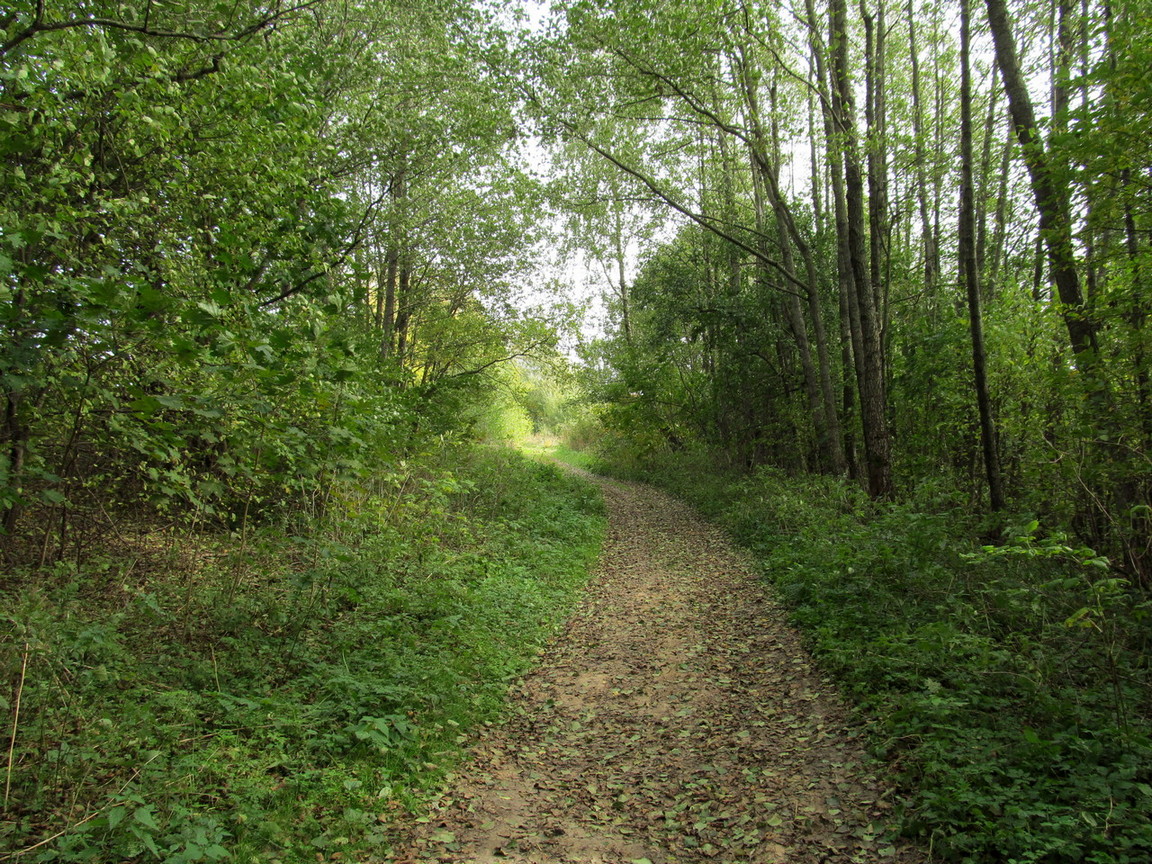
[{"x1": 390, "y1": 473, "x2": 927, "y2": 864}]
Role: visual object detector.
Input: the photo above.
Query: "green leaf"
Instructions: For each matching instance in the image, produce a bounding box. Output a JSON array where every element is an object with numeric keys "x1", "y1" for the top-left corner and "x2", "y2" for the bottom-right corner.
[
  {"x1": 106, "y1": 805, "x2": 127, "y2": 829},
  {"x1": 133, "y1": 805, "x2": 160, "y2": 831}
]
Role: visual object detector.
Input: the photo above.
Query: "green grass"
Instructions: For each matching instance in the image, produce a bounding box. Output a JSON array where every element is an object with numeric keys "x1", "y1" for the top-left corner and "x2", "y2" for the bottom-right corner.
[
  {"x1": 0, "y1": 444, "x2": 605, "y2": 863},
  {"x1": 520, "y1": 438, "x2": 601, "y2": 471},
  {"x1": 597, "y1": 447, "x2": 1152, "y2": 864}
]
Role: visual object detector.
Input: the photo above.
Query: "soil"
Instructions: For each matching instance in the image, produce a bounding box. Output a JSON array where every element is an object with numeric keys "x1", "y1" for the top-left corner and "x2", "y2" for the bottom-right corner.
[{"x1": 391, "y1": 471, "x2": 928, "y2": 864}]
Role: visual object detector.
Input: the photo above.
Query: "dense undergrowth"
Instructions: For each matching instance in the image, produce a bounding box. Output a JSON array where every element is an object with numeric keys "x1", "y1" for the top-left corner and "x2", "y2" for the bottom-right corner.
[
  {"x1": 0, "y1": 445, "x2": 603, "y2": 864},
  {"x1": 595, "y1": 447, "x2": 1152, "y2": 864}
]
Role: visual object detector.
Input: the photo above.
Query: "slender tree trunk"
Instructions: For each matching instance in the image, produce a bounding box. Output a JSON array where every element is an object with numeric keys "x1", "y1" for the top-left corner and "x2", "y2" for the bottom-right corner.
[
  {"x1": 838, "y1": 253, "x2": 859, "y2": 481},
  {"x1": 931, "y1": 6, "x2": 947, "y2": 312},
  {"x1": 739, "y1": 37, "x2": 845, "y2": 473},
  {"x1": 752, "y1": 161, "x2": 824, "y2": 464},
  {"x1": 1121, "y1": 172, "x2": 1152, "y2": 438},
  {"x1": 371, "y1": 241, "x2": 384, "y2": 329},
  {"x1": 831, "y1": 0, "x2": 892, "y2": 497},
  {"x1": 985, "y1": 0, "x2": 1100, "y2": 367},
  {"x1": 862, "y1": 1, "x2": 888, "y2": 321},
  {"x1": 711, "y1": 91, "x2": 750, "y2": 451},
  {"x1": 961, "y1": 0, "x2": 1005, "y2": 511},
  {"x1": 976, "y1": 73, "x2": 1000, "y2": 291},
  {"x1": 989, "y1": 119, "x2": 1014, "y2": 285},
  {"x1": 394, "y1": 262, "x2": 412, "y2": 366},
  {"x1": 808, "y1": 88, "x2": 824, "y2": 237},
  {"x1": 907, "y1": 0, "x2": 938, "y2": 297},
  {"x1": 807, "y1": 0, "x2": 859, "y2": 478},
  {"x1": 381, "y1": 165, "x2": 405, "y2": 358},
  {"x1": 382, "y1": 244, "x2": 398, "y2": 355},
  {"x1": 612, "y1": 213, "x2": 633, "y2": 346}
]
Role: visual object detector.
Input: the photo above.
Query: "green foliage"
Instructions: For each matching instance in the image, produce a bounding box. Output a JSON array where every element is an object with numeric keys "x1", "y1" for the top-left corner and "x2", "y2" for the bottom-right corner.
[
  {"x1": 469, "y1": 389, "x2": 535, "y2": 444},
  {"x1": 524, "y1": 442, "x2": 602, "y2": 472},
  {"x1": 0, "y1": 9, "x2": 585, "y2": 857},
  {"x1": 0, "y1": 0, "x2": 557, "y2": 553},
  {"x1": 0, "y1": 446, "x2": 604, "y2": 862},
  {"x1": 605, "y1": 450, "x2": 1152, "y2": 864}
]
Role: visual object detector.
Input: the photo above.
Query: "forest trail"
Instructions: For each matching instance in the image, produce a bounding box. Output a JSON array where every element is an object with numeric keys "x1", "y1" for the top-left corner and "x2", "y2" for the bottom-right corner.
[{"x1": 392, "y1": 473, "x2": 927, "y2": 864}]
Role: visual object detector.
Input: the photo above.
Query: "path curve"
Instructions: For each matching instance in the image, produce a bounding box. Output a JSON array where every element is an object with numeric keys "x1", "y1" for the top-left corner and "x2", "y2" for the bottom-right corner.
[{"x1": 394, "y1": 472, "x2": 926, "y2": 864}]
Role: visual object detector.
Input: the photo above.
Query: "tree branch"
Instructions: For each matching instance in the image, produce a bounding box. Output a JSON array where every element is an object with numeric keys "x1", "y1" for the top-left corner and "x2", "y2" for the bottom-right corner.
[
  {"x1": 258, "y1": 192, "x2": 386, "y2": 308},
  {"x1": 1, "y1": 1, "x2": 327, "y2": 56},
  {"x1": 446, "y1": 341, "x2": 549, "y2": 379},
  {"x1": 549, "y1": 110, "x2": 808, "y2": 297}
]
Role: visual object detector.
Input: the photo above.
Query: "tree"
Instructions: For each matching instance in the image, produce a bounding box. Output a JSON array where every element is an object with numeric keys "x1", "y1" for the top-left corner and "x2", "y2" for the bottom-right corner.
[
  {"x1": 984, "y1": 0, "x2": 1099, "y2": 367},
  {"x1": 960, "y1": 0, "x2": 1005, "y2": 511},
  {"x1": 829, "y1": 0, "x2": 893, "y2": 497},
  {"x1": 0, "y1": 0, "x2": 553, "y2": 550}
]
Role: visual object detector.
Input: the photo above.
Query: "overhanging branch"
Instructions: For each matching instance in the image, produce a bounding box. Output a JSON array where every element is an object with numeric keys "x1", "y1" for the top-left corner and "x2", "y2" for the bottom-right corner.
[
  {"x1": 557, "y1": 116, "x2": 808, "y2": 298},
  {"x1": 1, "y1": 1, "x2": 327, "y2": 56}
]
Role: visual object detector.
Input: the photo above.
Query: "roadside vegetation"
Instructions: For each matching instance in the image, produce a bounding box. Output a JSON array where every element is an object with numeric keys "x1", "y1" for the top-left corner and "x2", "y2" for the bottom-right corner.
[
  {"x1": 2, "y1": 443, "x2": 603, "y2": 863},
  {"x1": 541, "y1": 0, "x2": 1152, "y2": 858},
  {"x1": 585, "y1": 444, "x2": 1152, "y2": 864},
  {"x1": 0, "y1": 3, "x2": 605, "y2": 859}
]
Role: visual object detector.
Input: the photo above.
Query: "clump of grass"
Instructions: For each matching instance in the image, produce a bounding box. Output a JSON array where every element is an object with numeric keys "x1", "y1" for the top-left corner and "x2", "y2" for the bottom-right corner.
[{"x1": 0, "y1": 444, "x2": 604, "y2": 863}]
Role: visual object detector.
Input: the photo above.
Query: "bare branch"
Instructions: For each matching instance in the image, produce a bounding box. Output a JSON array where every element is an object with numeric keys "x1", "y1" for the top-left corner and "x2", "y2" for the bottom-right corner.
[{"x1": 446, "y1": 341, "x2": 549, "y2": 379}]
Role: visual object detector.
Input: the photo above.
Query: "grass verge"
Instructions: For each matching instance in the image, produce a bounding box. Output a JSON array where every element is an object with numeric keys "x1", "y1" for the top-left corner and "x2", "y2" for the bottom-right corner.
[{"x1": 0, "y1": 444, "x2": 604, "y2": 863}]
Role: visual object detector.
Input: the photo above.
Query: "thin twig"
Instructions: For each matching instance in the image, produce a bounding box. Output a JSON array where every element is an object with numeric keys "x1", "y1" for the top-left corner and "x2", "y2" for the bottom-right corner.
[
  {"x1": 3, "y1": 642, "x2": 29, "y2": 809},
  {"x1": 0, "y1": 752, "x2": 161, "y2": 860}
]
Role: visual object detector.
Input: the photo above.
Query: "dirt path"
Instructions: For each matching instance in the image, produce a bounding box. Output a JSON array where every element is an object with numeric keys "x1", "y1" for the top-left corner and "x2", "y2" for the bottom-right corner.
[{"x1": 393, "y1": 473, "x2": 926, "y2": 864}]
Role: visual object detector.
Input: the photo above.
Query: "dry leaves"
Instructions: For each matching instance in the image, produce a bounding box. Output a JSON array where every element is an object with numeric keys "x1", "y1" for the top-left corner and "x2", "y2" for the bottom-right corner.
[{"x1": 390, "y1": 474, "x2": 928, "y2": 864}]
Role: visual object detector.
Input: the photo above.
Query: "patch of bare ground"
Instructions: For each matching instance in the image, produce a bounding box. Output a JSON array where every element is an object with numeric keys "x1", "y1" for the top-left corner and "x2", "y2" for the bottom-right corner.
[{"x1": 391, "y1": 473, "x2": 927, "y2": 864}]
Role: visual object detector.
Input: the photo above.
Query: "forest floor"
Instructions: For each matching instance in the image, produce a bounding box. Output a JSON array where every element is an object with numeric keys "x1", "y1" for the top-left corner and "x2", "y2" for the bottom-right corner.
[{"x1": 390, "y1": 471, "x2": 928, "y2": 864}]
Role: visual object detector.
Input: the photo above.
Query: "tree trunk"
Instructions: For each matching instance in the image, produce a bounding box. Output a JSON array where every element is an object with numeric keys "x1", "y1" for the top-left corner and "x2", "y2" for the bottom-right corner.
[
  {"x1": 382, "y1": 243, "x2": 398, "y2": 355},
  {"x1": 738, "y1": 38, "x2": 846, "y2": 474},
  {"x1": 394, "y1": 262, "x2": 412, "y2": 366},
  {"x1": 985, "y1": 0, "x2": 1100, "y2": 367},
  {"x1": 907, "y1": 0, "x2": 938, "y2": 298},
  {"x1": 862, "y1": 1, "x2": 888, "y2": 322},
  {"x1": 976, "y1": 72, "x2": 1000, "y2": 291},
  {"x1": 807, "y1": 0, "x2": 859, "y2": 478},
  {"x1": 831, "y1": 0, "x2": 892, "y2": 498},
  {"x1": 961, "y1": 0, "x2": 1005, "y2": 511},
  {"x1": 612, "y1": 213, "x2": 633, "y2": 346},
  {"x1": 381, "y1": 165, "x2": 405, "y2": 358},
  {"x1": 989, "y1": 119, "x2": 1014, "y2": 285}
]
